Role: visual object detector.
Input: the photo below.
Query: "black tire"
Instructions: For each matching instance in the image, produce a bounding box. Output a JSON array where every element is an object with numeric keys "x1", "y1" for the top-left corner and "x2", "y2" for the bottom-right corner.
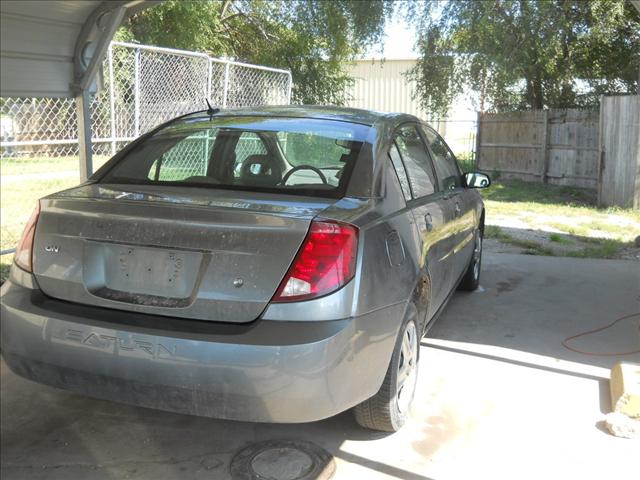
[
  {"x1": 459, "y1": 227, "x2": 483, "y2": 291},
  {"x1": 353, "y1": 316, "x2": 419, "y2": 432}
]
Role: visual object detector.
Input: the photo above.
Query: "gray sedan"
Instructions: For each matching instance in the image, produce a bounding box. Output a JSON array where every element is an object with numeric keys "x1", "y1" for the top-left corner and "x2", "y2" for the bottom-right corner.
[{"x1": 0, "y1": 106, "x2": 489, "y2": 432}]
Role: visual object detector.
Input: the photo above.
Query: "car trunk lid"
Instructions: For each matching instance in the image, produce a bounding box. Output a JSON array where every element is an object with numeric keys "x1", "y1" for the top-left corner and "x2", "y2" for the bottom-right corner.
[{"x1": 32, "y1": 184, "x2": 335, "y2": 323}]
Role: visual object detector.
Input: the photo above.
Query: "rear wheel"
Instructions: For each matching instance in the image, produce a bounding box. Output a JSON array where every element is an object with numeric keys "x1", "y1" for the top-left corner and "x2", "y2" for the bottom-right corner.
[
  {"x1": 353, "y1": 317, "x2": 419, "y2": 432},
  {"x1": 459, "y1": 227, "x2": 483, "y2": 291}
]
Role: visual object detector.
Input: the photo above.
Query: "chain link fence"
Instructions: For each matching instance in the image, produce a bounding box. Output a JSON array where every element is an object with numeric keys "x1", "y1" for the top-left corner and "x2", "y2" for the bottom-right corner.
[{"x1": 0, "y1": 42, "x2": 292, "y2": 256}]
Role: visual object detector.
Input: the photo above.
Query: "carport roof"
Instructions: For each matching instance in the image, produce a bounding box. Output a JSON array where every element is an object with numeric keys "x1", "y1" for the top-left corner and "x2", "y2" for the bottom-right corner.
[{"x1": 0, "y1": 0, "x2": 158, "y2": 98}]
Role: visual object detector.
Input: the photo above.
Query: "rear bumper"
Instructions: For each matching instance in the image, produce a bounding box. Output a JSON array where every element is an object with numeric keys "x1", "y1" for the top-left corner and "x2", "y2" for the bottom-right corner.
[{"x1": 0, "y1": 274, "x2": 403, "y2": 423}]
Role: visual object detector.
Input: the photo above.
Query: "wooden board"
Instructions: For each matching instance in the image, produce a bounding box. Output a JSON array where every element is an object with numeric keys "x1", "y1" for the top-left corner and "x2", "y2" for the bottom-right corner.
[{"x1": 599, "y1": 96, "x2": 640, "y2": 209}]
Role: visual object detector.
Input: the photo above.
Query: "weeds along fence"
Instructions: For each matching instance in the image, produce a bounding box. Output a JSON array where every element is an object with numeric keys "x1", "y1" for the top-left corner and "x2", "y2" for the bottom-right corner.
[{"x1": 0, "y1": 42, "x2": 292, "y2": 254}]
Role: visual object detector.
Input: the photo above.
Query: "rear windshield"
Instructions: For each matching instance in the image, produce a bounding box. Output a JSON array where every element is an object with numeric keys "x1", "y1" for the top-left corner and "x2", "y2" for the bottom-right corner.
[{"x1": 98, "y1": 116, "x2": 373, "y2": 198}]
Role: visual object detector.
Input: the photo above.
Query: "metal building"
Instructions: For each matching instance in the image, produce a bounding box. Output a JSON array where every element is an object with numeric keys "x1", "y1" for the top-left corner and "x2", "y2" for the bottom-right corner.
[{"x1": 345, "y1": 58, "x2": 428, "y2": 119}]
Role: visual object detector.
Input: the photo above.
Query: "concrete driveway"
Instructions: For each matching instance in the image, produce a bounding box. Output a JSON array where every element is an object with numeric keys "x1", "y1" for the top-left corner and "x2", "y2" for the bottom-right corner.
[{"x1": 1, "y1": 252, "x2": 639, "y2": 480}]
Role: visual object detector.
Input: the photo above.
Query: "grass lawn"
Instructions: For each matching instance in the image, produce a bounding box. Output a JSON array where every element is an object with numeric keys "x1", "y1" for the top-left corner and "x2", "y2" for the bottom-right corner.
[
  {"x1": 1, "y1": 155, "x2": 110, "y2": 176},
  {"x1": 481, "y1": 181, "x2": 640, "y2": 259}
]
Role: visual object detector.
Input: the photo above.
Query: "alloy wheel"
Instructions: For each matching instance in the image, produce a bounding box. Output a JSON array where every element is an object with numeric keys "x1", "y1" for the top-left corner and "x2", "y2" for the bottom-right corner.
[{"x1": 396, "y1": 321, "x2": 418, "y2": 414}]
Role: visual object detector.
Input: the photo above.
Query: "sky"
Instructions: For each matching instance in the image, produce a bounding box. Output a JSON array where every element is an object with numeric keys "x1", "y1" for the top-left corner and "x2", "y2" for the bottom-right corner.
[
  {"x1": 359, "y1": 17, "x2": 419, "y2": 59},
  {"x1": 380, "y1": 19, "x2": 419, "y2": 59}
]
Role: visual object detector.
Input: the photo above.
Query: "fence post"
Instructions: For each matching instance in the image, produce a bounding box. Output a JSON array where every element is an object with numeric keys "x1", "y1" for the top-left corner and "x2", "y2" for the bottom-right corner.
[
  {"x1": 540, "y1": 109, "x2": 550, "y2": 183},
  {"x1": 286, "y1": 72, "x2": 293, "y2": 104},
  {"x1": 474, "y1": 111, "x2": 482, "y2": 170},
  {"x1": 108, "y1": 43, "x2": 116, "y2": 156},
  {"x1": 222, "y1": 62, "x2": 230, "y2": 108},
  {"x1": 597, "y1": 95, "x2": 605, "y2": 206},
  {"x1": 134, "y1": 47, "x2": 140, "y2": 136},
  {"x1": 207, "y1": 58, "x2": 212, "y2": 101}
]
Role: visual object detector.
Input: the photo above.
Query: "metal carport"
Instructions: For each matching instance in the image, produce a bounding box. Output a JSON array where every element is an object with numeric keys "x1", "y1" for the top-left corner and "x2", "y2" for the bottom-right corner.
[{"x1": 0, "y1": 0, "x2": 159, "y2": 180}]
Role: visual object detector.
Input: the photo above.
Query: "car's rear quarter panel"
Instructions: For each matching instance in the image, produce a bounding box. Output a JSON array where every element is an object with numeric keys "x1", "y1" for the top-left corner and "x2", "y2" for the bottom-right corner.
[{"x1": 322, "y1": 158, "x2": 421, "y2": 327}]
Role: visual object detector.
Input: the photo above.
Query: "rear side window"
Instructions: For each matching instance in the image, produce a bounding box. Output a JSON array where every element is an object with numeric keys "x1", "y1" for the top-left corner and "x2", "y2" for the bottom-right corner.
[
  {"x1": 423, "y1": 127, "x2": 462, "y2": 191},
  {"x1": 389, "y1": 143, "x2": 412, "y2": 200},
  {"x1": 149, "y1": 131, "x2": 216, "y2": 181},
  {"x1": 394, "y1": 125, "x2": 437, "y2": 198}
]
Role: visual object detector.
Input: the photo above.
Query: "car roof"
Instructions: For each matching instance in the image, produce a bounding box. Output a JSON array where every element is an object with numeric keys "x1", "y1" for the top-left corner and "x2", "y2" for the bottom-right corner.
[{"x1": 183, "y1": 105, "x2": 422, "y2": 128}]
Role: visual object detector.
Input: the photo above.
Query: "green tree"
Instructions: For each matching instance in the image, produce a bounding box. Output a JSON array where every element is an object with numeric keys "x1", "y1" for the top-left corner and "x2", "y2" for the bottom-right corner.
[
  {"x1": 406, "y1": 0, "x2": 640, "y2": 114},
  {"x1": 121, "y1": 0, "x2": 391, "y2": 105}
]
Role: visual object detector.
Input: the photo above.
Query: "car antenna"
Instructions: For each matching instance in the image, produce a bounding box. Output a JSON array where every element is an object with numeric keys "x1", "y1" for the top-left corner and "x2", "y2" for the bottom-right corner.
[{"x1": 205, "y1": 98, "x2": 220, "y2": 117}]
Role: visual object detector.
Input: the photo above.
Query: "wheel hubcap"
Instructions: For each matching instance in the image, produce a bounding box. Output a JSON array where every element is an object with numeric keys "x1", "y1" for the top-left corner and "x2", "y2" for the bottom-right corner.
[
  {"x1": 473, "y1": 231, "x2": 482, "y2": 280},
  {"x1": 396, "y1": 322, "x2": 418, "y2": 414}
]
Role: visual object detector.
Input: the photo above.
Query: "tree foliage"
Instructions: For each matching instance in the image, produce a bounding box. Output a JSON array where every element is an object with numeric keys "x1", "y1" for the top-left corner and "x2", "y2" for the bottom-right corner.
[
  {"x1": 121, "y1": 0, "x2": 391, "y2": 105},
  {"x1": 406, "y1": 0, "x2": 640, "y2": 114}
]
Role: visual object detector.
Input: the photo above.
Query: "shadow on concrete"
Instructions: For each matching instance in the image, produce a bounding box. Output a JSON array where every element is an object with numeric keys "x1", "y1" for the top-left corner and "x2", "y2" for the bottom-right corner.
[
  {"x1": 427, "y1": 252, "x2": 640, "y2": 371},
  {"x1": 333, "y1": 450, "x2": 435, "y2": 480}
]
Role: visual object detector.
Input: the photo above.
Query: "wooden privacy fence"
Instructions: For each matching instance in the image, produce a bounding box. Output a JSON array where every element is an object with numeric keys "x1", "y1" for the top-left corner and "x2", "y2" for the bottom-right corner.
[
  {"x1": 599, "y1": 96, "x2": 640, "y2": 209},
  {"x1": 476, "y1": 97, "x2": 640, "y2": 208},
  {"x1": 476, "y1": 109, "x2": 599, "y2": 189}
]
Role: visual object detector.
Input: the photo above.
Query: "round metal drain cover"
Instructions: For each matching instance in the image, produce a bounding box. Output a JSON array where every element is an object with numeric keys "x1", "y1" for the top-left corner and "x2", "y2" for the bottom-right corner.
[{"x1": 230, "y1": 440, "x2": 335, "y2": 480}]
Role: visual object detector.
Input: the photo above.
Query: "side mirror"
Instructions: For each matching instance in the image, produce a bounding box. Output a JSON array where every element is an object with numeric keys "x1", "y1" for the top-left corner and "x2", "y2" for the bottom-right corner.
[{"x1": 464, "y1": 172, "x2": 491, "y2": 189}]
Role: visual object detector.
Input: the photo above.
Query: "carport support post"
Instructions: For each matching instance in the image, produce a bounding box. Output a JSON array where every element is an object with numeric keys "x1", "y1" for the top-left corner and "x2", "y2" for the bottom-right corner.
[
  {"x1": 76, "y1": 90, "x2": 93, "y2": 181},
  {"x1": 108, "y1": 43, "x2": 117, "y2": 156}
]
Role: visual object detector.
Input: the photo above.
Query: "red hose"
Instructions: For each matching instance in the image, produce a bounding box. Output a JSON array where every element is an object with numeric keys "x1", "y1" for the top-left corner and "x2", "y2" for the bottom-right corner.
[{"x1": 561, "y1": 313, "x2": 640, "y2": 356}]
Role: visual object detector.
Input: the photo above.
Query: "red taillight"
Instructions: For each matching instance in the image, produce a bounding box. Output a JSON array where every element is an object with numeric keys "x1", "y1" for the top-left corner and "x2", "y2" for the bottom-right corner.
[
  {"x1": 14, "y1": 202, "x2": 40, "y2": 272},
  {"x1": 272, "y1": 220, "x2": 358, "y2": 303}
]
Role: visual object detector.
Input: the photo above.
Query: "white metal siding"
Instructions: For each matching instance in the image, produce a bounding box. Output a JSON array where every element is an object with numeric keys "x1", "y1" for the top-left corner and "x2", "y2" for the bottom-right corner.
[{"x1": 346, "y1": 59, "x2": 428, "y2": 119}]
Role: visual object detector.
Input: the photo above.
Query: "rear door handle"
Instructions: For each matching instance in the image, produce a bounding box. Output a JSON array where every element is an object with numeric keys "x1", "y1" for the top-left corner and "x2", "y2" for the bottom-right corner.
[
  {"x1": 424, "y1": 213, "x2": 433, "y2": 232},
  {"x1": 454, "y1": 202, "x2": 461, "y2": 218}
]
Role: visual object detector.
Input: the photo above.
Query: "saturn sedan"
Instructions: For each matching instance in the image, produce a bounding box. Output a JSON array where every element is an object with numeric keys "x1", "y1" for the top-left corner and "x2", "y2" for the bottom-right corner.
[{"x1": 1, "y1": 106, "x2": 490, "y2": 432}]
